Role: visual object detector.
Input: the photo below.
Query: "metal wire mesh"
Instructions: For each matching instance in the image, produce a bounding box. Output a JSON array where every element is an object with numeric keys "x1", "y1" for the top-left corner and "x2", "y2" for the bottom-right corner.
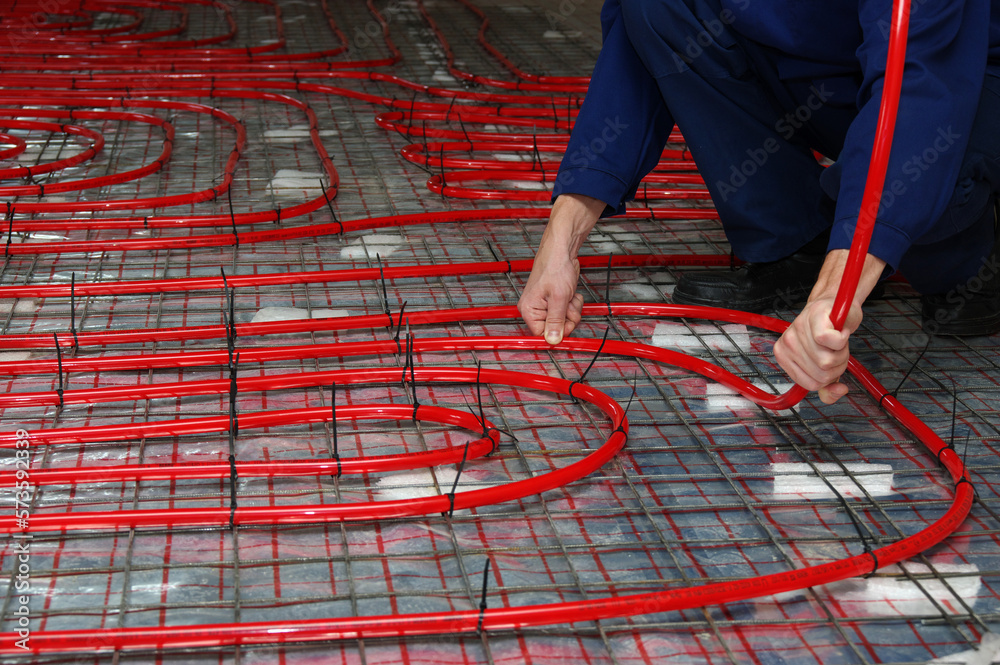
[{"x1": 1, "y1": 1, "x2": 999, "y2": 664}]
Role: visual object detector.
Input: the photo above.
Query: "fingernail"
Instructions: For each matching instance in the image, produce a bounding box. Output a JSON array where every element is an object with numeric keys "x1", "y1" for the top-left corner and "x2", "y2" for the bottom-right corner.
[{"x1": 545, "y1": 330, "x2": 561, "y2": 345}]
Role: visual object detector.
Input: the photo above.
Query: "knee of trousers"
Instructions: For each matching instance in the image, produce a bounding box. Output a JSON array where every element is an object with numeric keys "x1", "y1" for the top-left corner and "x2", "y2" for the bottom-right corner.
[{"x1": 619, "y1": 0, "x2": 748, "y2": 79}]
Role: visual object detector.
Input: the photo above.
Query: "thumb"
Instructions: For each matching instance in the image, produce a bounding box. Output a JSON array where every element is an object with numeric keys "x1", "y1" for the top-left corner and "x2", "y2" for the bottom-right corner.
[{"x1": 544, "y1": 310, "x2": 566, "y2": 345}]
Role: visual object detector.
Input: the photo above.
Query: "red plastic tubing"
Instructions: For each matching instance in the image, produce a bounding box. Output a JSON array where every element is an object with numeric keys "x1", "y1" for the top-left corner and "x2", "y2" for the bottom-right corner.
[{"x1": 0, "y1": 0, "x2": 970, "y2": 655}]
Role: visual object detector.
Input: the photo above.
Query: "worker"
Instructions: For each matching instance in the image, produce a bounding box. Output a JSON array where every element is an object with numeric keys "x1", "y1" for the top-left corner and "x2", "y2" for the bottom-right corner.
[{"x1": 518, "y1": 0, "x2": 1000, "y2": 404}]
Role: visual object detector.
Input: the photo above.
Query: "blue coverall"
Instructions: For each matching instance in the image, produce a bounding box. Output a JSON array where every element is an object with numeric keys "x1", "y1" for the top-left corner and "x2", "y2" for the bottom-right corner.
[{"x1": 552, "y1": 0, "x2": 1000, "y2": 294}]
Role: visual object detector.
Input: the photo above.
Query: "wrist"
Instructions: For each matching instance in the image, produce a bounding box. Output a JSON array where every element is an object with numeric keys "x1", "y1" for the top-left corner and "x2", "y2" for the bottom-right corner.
[
  {"x1": 544, "y1": 194, "x2": 606, "y2": 256},
  {"x1": 808, "y1": 249, "x2": 887, "y2": 306}
]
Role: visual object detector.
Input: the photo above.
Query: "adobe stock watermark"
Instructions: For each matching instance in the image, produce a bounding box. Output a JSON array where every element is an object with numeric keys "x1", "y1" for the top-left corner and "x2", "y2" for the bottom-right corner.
[
  {"x1": 670, "y1": 0, "x2": 751, "y2": 73},
  {"x1": 921, "y1": 252, "x2": 999, "y2": 339},
  {"x1": 4, "y1": 0, "x2": 78, "y2": 53},
  {"x1": 353, "y1": 0, "x2": 406, "y2": 51},
  {"x1": 837, "y1": 125, "x2": 962, "y2": 250},
  {"x1": 554, "y1": 115, "x2": 630, "y2": 188},
  {"x1": 866, "y1": 126, "x2": 961, "y2": 219},
  {"x1": 11, "y1": 429, "x2": 33, "y2": 651},
  {"x1": 839, "y1": 124, "x2": 965, "y2": 346},
  {"x1": 715, "y1": 84, "x2": 834, "y2": 202},
  {"x1": 545, "y1": 0, "x2": 589, "y2": 30}
]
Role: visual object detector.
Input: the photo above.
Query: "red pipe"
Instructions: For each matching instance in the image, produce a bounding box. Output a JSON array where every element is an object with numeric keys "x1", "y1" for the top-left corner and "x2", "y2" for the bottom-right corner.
[{"x1": 0, "y1": 0, "x2": 964, "y2": 655}]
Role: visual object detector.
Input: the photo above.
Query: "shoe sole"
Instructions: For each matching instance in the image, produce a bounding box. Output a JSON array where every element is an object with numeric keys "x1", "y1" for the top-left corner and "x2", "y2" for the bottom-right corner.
[
  {"x1": 672, "y1": 281, "x2": 887, "y2": 315},
  {"x1": 671, "y1": 289, "x2": 804, "y2": 314},
  {"x1": 922, "y1": 314, "x2": 1000, "y2": 337}
]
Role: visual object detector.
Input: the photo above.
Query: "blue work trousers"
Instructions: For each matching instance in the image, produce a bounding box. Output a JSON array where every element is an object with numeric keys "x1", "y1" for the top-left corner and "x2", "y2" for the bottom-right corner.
[{"x1": 555, "y1": 0, "x2": 1000, "y2": 293}]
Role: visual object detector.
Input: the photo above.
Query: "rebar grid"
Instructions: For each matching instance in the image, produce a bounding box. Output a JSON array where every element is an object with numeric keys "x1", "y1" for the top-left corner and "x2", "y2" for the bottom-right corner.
[{"x1": 0, "y1": 1, "x2": 998, "y2": 664}]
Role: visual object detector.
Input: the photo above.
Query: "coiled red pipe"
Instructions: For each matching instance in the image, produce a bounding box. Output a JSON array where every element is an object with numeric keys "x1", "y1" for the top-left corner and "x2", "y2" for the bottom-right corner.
[{"x1": 1, "y1": 0, "x2": 968, "y2": 656}]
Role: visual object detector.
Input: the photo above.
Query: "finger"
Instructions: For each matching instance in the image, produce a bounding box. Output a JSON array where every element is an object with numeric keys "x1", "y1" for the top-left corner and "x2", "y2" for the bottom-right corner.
[
  {"x1": 817, "y1": 381, "x2": 849, "y2": 405},
  {"x1": 812, "y1": 326, "x2": 851, "y2": 353},
  {"x1": 808, "y1": 306, "x2": 853, "y2": 351},
  {"x1": 773, "y1": 334, "x2": 808, "y2": 384},
  {"x1": 783, "y1": 356, "x2": 823, "y2": 392},
  {"x1": 517, "y1": 298, "x2": 547, "y2": 337},
  {"x1": 563, "y1": 293, "x2": 584, "y2": 336},
  {"x1": 544, "y1": 303, "x2": 569, "y2": 345}
]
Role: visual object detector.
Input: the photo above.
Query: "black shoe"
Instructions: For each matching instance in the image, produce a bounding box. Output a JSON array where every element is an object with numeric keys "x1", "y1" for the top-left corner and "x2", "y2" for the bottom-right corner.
[
  {"x1": 920, "y1": 201, "x2": 1000, "y2": 337},
  {"x1": 673, "y1": 250, "x2": 824, "y2": 314}
]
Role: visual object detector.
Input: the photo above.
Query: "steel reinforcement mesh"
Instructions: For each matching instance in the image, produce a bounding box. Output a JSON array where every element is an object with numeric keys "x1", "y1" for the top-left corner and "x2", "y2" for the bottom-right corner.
[{"x1": 0, "y1": 0, "x2": 998, "y2": 663}]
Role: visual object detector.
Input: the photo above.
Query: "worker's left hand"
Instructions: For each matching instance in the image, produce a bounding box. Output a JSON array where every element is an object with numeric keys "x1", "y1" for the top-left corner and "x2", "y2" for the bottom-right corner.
[{"x1": 773, "y1": 295, "x2": 863, "y2": 404}]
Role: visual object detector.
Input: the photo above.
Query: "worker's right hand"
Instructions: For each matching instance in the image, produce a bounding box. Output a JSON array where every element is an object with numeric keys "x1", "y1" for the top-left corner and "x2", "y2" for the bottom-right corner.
[
  {"x1": 517, "y1": 194, "x2": 605, "y2": 345},
  {"x1": 517, "y1": 243, "x2": 584, "y2": 345}
]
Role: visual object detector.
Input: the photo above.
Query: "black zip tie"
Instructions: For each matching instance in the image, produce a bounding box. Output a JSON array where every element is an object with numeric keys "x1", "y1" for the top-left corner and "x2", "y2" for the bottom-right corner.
[
  {"x1": 52, "y1": 333, "x2": 64, "y2": 408},
  {"x1": 228, "y1": 453, "x2": 239, "y2": 529},
  {"x1": 485, "y1": 239, "x2": 511, "y2": 274},
  {"x1": 331, "y1": 382, "x2": 342, "y2": 478},
  {"x1": 443, "y1": 438, "x2": 472, "y2": 518},
  {"x1": 568, "y1": 328, "x2": 611, "y2": 400},
  {"x1": 445, "y1": 95, "x2": 457, "y2": 121},
  {"x1": 227, "y1": 282, "x2": 236, "y2": 348},
  {"x1": 550, "y1": 97, "x2": 559, "y2": 129},
  {"x1": 407, "y1": 328, "x2": 420, "y2": 421},
  {"x1": 532, "y1": 133, "x2": 545, "y2": 181},
  {"x1": 463, "y1": 361, "x2": 517, "y2": 451},
  {"x1": 613, "y1": 374, "x2": 637, "y2": 437},
  {"x1": 69, "y1": 272, "x2": 79, "y2": 350},
  {"x1": 228, "y1": 352, "x2": 240, "y2": 437},
  {"x1": 475, "y1": 360, "x2": 487, "y2": 438},
  {"x1": 936, "y1": 382, "x2": 961, "y2": 464},
  {"x1": 391, "y1": 301, "x2": 407, "y2": 354},
  {"x1": 388, "y1": 103, "x2": 414, "y2": 143},
  {"x1": 420, "y1": 121, "x2": 431, "y2": 173},
  {"x1": 438, "y1": 144, "x2": 447, "y2": 198},
  {"x1": 863, "y1": 548, "x2": 880, "y2": 578},
  {"x1": 604, "y1": 254, "x2": 614, "y2": 317},
  {"x1": 221, "y1": 270, "x2": 237, "y2": 353},
  {"x1": 879, "y1": 336, "x2": 932, "y2": 408},
  {"x1": 401, "y1": 320, "x2": 412, "y2": 387},
  {"x1": 320, "y1": 180, "x2": 343, "y2": 234},
  {"x1": 143, "y1": 216, "x2": 149, "y2": 229},
  {"x1": 956, "y1": 431, "x2": 977, "y2": 499},
  {"x1": 832, "y1": 489, "x2": 875, "y2": 575},
  {"x1": 458, "y1": 114, "x2": 472, "y2": 149},
  {"x1": 273, "y1": 205, "x2": 281, "y2": 225},
  {"x1": 851, "y1": 489, "x2": 877, "y2": 578},
  {"x1": 377, "y1": 255, "x2": 390, "y2": 317},
  {"x1": 476, "y1": 558, "x2": 491, "y2": 634},
  {"x1": 227, "y1": 188, "x2": 239, "y2": 248}
]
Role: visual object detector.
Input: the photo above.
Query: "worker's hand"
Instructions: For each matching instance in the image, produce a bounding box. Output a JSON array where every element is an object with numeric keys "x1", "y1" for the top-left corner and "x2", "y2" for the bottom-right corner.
[
  {"x1": 774, "y1": 295, "x2": 862, "y2": 404},
  {"x1": 518, "y1": 243, "x2": 584, "y2": 344},
  {"x1": 518, "y1": 194, "x2": 605, "y2": 345},
  {"x1": 772, "y1": 249, "x2": 885, "y2": 405}
]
